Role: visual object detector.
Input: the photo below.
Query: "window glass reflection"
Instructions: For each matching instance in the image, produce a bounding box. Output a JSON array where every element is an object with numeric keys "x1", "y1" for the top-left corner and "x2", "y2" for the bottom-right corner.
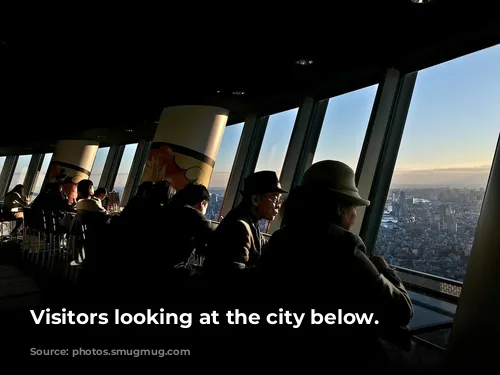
[
  {"x1": 89, "y1": 147, "x2": 110, "y2": 186},
  {"x1": 254, "y1": 108, "x2": 298, "y2": 176},
  {"x1": 254, "y1": 108, "x2": 298, "y2": 233},
  {"x1": 31, "y1": 153, "x2": 53, "y2": 198},
  {"x1": 113, "y1": 143, "x2": 138, "y2": 204},
  {"x1": 313, "y1": 85, "x2": 378, "y2": 171},
  {"x1": 206, "y1": 123, "x2": 244, "y2": 222},
  {"x1": 8, "y1": 154, "x2": 32, "y2": 191},
  {"x1": 374, "y1": 44, "x2": 500, "y2": 294},
  {"x1": 0, "y1": 156, "x2": 6, "y2": 178}
]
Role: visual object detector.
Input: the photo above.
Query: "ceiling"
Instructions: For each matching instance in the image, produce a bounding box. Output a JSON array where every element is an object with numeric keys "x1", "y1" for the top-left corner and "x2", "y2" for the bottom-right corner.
[{"x1": 1, "y1": 0, "x2": 499, "y2": 155}]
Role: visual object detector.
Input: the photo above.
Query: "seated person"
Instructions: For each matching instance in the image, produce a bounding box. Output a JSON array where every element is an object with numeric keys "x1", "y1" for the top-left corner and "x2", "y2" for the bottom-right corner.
[
  {"x1": 3, "y1": 184, "x2": 29, "y2": 235},
  {"x1": 168, "y1": 183, "x2": 214, "y2": 266},
  {"x1": 256, "y1": 160, "x2": 413, "y2": 364},
  {"x1": 203, "y1": 171, "x2": 286, "y2": 273},
  {"x1": 61, "y1": 176, "x2": 78, "y2": 209},
  {"x1": 92, "y1": 187, "x2": 108, "y2": 208},
  {"x1": 93, "y1": 187, "x2": 107, "y2": 201},
  {"x1": 33, "y1": 182, "x2": 74, "y2": 210},
  {"x1": 75, "y1": 179, "x2": 106, "y2": 213},
  {"x1": 120, "y1": 181, "x2": 163, "y2": 222}
]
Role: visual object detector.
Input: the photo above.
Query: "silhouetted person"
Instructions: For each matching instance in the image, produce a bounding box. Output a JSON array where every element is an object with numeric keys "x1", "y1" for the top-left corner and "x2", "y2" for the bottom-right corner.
[
  {"x1": 168, "y1": 183, "x2": 214, "y2": 266},
  {"x1": 93, "y1": 187, "x2": 108, "y2": 208},
  {"x1": 76, "y1": 179, "x2": 106, "y2": 213},
  {"x1": 3, "y1": 184, "x2": 29, "y2": 235},
  {"x1": 256, "y1": 160, "x2": 413, "y2": 366}
]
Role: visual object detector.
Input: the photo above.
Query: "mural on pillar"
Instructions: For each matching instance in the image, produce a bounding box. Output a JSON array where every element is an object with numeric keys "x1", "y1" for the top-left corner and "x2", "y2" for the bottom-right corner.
[
  {"x1": 42, "y1": 161, "x2": 91, "y2": 204},
  {"x1": 141, "y1": 142, "x2": 214, "y2": 190}
]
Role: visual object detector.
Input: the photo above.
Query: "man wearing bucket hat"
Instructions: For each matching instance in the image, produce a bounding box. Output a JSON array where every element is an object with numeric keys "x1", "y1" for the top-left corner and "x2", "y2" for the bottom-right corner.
[
  {"x1": 256, "y1": 161, "x2": 413, "y2": 363},
  {"x1": 203, "y1": 170, "x2": 287, "y2": 274}
]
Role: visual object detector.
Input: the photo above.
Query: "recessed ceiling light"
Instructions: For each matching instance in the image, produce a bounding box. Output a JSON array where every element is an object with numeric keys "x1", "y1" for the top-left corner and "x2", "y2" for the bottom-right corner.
[
  {"x1": 216, "y1": 90, "x2": 221, "y2": 93},
  {"x1": 296, "y1": 59, "x2": 313, "y2": 66},
  {"x1": 232, "y1": 91, "x2": 245, "y2": 95},
  {"x1": 125, "y1": 129, "x2": 134, "y2": 132},
  {"x1": 410, "y1": 0, "x2": 433, "y2": 3}
]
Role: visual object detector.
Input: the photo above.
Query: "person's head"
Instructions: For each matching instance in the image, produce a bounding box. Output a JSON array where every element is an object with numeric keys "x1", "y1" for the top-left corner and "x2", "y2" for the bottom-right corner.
[
  {"x1": 9, "y1": 184, "x2": 24, "y2": 197},
  {"x1": 94, "y1": 187, "x2": 107, "y2": 201},
  {"x1": 137, "y1": 181, "x2": 154, "y2": 197},
  {"x1": 152, "y1": 180, "x2": 177, "y2": 205},
  {"x1": 283, "y1": 160, "x2": 369, "y2": 231},
  {"x1": 45, "y1": 182, "x2": 62, "y2": 195},
  {"x1": 172, "y1": 183, "x2": 210, "y2": 215},
  {"x1": 61, "y1": 176, "x2": 77, "y2": 202},
  {"x1": 77, "y1": 179, "x2": 94, "y2": 200},
  {"x1": 240, "y1": 171, "x2": 287, "y2": 221}
]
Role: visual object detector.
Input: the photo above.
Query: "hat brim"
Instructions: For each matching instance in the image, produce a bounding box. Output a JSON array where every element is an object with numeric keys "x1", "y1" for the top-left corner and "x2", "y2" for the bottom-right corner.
[
  {"x1": 329, "y1": 189, "x2": 370, "y2": 207},
  {"x1": 240, "y1": 186, "x2": 288, "y2": 195}
]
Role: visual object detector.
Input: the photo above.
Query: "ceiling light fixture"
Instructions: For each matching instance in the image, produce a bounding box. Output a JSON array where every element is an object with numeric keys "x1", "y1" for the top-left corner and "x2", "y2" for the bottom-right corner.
[
  {"x1": 232, "y1": 91, "x2": 245, "y2": 95},
  {"x1": 410, "y1": 0, "x2": 434, "y2": 4},
  {"x1": 296, "y1": 59, "x2": 313, "y2": 66},
  {"x1": 125, "y1": 129, "x2": 134, "y2": 132}
]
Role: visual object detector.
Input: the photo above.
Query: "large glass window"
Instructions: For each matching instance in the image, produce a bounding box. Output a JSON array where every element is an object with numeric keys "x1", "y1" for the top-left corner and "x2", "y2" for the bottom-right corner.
[
  {"x1": 8, "y1": 154, "x2": 32, "y2": 191},
  {"x1": 113, "y1": 143, "x2": 138, "y2": 204},
  {"x1": 313, "y1": 85, "x2": 378, "y2": 171},
  {"x1": 254, "y1": 108, "x2": 298, "y2": 176},
  {"x1": 0, "y1": 156, "x2": 6, "y2": 177},
  {"x1": 373, "y1": 45, "x2": 500, "y2": 290},
  {"x1": 89, "y1": 147, "x2": 110, "y2": 186},
  {"x1": 254, "y1": 108, "x2": 298, "y2": 232},
  {"x1": 206, "y1": 123, "x2": 244, "y2": 222},
  {"x1": 31, "y1": 153, "x2": 53, "y2": 198}
]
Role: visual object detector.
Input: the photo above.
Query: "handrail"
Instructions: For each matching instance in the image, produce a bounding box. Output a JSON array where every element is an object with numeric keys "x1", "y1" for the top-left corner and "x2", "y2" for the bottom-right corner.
[
  {"x1": 394, "y1": 265, "x2": 463, "y2": 287},
  {"x1": 412, "y1": 335, "x2": 447, "y2": 352}
]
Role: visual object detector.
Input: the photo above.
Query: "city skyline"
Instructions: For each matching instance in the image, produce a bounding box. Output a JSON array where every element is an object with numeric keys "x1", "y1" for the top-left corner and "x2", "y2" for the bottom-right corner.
[{"x1": 6, "y1": 168, "x2": 492, "y2": 192}]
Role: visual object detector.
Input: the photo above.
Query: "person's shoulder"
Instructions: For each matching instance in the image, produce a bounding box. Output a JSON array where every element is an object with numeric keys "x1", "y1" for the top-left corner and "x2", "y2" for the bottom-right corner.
[
  {"x1": 76, "y1": 198, "x2": 102, "y2": 210},
  {"x1": 214, "y1": 208, "x2": 238, "y2": 228},
  {"x1": 215, "y1": 214, "x2": 251, "y2": 236},
  {"x1": 326, "y1": 224, "x2": 367, "y2": 254},
  {"x1": 179, "y1": 205, "x2": 209, "y2": 223}
]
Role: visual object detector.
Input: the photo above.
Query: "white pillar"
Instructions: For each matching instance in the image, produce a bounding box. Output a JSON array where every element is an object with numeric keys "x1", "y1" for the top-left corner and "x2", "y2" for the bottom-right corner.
[
  {"x1": 446, "y1": 134, "x2": 500, "y2": 369},
  {"x1": 141, "y1": 105, "x2": 228, "y2": 190},
  {"x1": 42, "y1": 140, "x2": 99, "y2": 201}
]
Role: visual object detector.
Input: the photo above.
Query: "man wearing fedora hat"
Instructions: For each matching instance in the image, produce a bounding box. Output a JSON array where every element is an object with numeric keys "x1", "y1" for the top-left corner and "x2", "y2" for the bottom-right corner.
[
  {"x1": 256, "y1": 161, "x2": 413, "y2": 363},
  {"x1": 203, "y1": 170, "x2": 287, "y2": 274}
]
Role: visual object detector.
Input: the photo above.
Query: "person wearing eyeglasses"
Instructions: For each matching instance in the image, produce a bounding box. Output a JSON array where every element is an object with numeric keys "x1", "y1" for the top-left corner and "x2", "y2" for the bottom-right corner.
[{"x1": 203, "y1": 171, "x2": 287, "y2": 276}]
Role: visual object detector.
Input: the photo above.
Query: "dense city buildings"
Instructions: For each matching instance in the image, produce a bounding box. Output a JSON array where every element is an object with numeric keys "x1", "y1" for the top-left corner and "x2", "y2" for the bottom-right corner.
[{"x1": 374, "y1": 186, "x2": 485, "y2": 282}]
